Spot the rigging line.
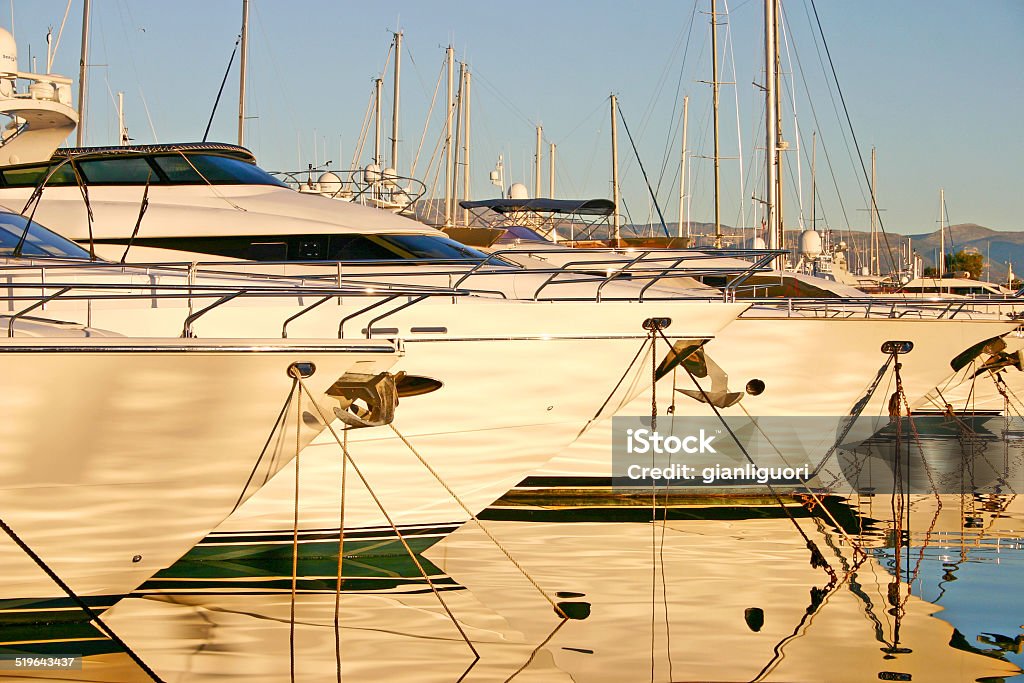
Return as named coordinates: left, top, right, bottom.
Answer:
left=655, top=327, right=837, bottom=582
left=408, top=59, right=444, bottom=179
left=48, top=0, right=74, bottom=70
left=807, top=0, right=900, bottom=276
left=469, top=68, right=537, bottom=129
left=653, top=0, right=701, bottom=198
left=794, top=0, right=868, bottom=208
left=388, top=424, right=568, bottom=617
left=112, top=0, right=158, bottom=142
left=202, top=35, right=240, bottom=143
left=351, top=84, right=376, bottom=168
left=779, top=10, right=805, bottom=230
left=617, top=102, right=670, bottom=237
left=724, top=0, right=747, bottom=230
left=0, top=516, right=166, bottom=682
left=293, top=376, right=481, bottom=661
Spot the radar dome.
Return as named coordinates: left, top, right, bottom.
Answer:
left=363, top=163, right=382, bottom=184
left=508, top=182, right=529, bottom=199
left=317, top=171, right=343, bottom=195
left=799, top=229, right=822, bottom=259
left=748, top=237, right=767, bottom=250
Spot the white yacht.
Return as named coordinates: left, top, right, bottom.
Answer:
left=0, top=211, right=747, bottom=602
left=0, top=285, right=405, bottom=621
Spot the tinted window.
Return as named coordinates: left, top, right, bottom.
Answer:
left=2, top=162, right=78, bottom=187
left=375, top=234, right=492, bottom=260
left=151, top=155, right=203, bottom=182
left=78, top=157, right=159, bottom=184
left=168, top=154, right=288, bottom=187
left=328, top=235, right=403, bottom=260
left=0, top=213, right=91, bottom=259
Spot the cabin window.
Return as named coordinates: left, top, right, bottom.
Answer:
left=376, top=234, right=492, bottom=260
left=0, top=213, right=91, bottom=259
left=78, top=157, right=159, bottom=184
left=184, top=155, right=288, bottom=187
left=328, top=235, right=401, bottom=260
left=151, top=155, right=204, bottom=182
left=1, top=163, right=78, bottom=187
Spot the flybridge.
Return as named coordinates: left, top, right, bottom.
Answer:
left=0, top=144, right=287, bottom=189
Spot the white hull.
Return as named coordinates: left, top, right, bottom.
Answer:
left=0, top=280, right=745, bottom=555
left=0, top=337, right=398, bottom=618
left=533, top=315, right=1018, bottom=482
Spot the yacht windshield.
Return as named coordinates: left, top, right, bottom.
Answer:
left=333, top=234, right=494, bottom=261
left=0, top=213, right=92, bottom=259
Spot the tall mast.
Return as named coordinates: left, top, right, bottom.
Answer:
left=444, top=46, right=455, bottom=226
left=451, top=62, right=465, bottom=220
left=462, top=68, right=471, bottom=226
left=238, top=0, right=249, bottom=146
left=773, top=0, right=783, bottom=256
left=763, top=0, right=779, bottom=264
left=810, top=131, right=816, bottom=231
left=534, top=125, right=542, bottom=198
left=373, top=77, right=383, bottom=166
left=678, top=95, right=688, bottom=239
left=870, top=146, right=877, bottom=276
left=610, top=94, right=621, bottom=245
left=390, top=30, right=402, bottom=172
left=117, top=91, right=127, bottom=145
left=549, top=142, right=556, bottom=197
left=939, top=187, right=945, bottom=278
left=711, top=0, right=722, bottom=248
left=76, top=0, right=91, bottom=146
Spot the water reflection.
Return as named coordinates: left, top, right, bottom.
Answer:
left=2, top=495, right=1021, bottom=681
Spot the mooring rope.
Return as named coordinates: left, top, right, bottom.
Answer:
left=291, top=372, right=481, bottom=661
left=386, top=424, right=567, bottom=619
left=653, top=328, right=838, bottom=583
left=289, top=374, right=302, bottom=683
left=334, top=427, right=349, bottom=683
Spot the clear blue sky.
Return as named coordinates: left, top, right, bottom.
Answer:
left=7, top=0, right=1023, bottom=234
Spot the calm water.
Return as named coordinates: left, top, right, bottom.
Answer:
left=3, top=494, right=1022, bottom=682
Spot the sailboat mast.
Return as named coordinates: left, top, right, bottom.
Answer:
left=373, top=77, right=383, bottom=166
left=76, top=0, right=91, bottom=146
left=763, top=0, right=779, bottom=264
left=534, top=125, right=542, bottom=198
left=870, top=146, right=877, bottom=276
left=939, top=187, right=945, bottom=278
left=711, top=0, right=722, bottom=248
left=462, top=68, right=471, bottom=227
left=811, top=131, right=816, bottom=231
left=390, top=30, right=402, bottom=172
left=610, top=94, right=621, bottom=245
left=238, top=0, right=249, bottom=147
left=444, top=45, right=455, bottom=225
left=679, top=95, right=688, bottom=239
left=773, top=0, right=783, bottom=256
left=549, top=142, right=556, bottom=197
left=117, top=91, right=127, bottom=145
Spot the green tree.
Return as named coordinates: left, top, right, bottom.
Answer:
left=922, top=266, right=938, bottom=277
left=944, top=250, right=983, bottom=279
